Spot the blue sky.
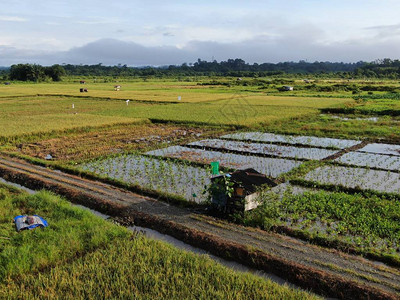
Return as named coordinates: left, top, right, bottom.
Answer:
left=1, top=0, right=400, bottom=65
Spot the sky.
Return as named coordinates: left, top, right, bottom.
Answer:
left=1, top=0, right=400, bottom=66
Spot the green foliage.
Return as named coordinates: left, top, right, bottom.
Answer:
left=354, top=58, right=400, bottom=79
left=244, top=190, right=281, bottom=230
left=209, top=174, right=235, bottom=198
left=260, top=112, right=400, bottom=142
left=9, top=64, right=46, bottom=82
left=44, top=64, right=66, bottom=81
left=59, top=59, right=363, bottom=77
left=9, top=64, right=66, bottom=82
left=245, top=189, right=400, bottom=256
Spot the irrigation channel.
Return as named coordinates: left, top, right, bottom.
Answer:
left=0, top=155, right=399, bottom=299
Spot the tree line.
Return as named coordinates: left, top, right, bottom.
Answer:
left=3, top=58, right=400, bottom=81
left=7, top=64, right=65, bottom=82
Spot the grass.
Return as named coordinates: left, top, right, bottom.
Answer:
left=258, top=113, right=400, bottom=141
left=0, top=188, right=129, bottom=280
left=0, top=92, right=352, bottom=143
left=0, top=95, right=146, bottom=139
left=1, top=234, right=318, bottom=300
left=0, top=80, right=260, bottom=103
left=0, top=185, right=318, bottom=299
left=321, top=95, right=400, bottom=116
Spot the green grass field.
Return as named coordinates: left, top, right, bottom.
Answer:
left=0, top=185, right=318, bottom=299
left=0, top=80, right=352, bottom=142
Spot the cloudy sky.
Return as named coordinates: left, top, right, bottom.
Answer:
left=1, top=0, right=400, bottom=66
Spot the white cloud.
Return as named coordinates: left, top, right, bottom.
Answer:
left=1, top=1, right=400, bottom=65
left=2, top=33, right=400, bottom=66
left=0, top=15, right=27, bottom=22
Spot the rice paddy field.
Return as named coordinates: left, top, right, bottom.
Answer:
left=2, top=77, right=400, bottom=295
left=0, top=79, right=353, bottom=141
left=72, top=123, right=400, bottom=263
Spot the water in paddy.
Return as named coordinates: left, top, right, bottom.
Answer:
left=336, top=152, right=400, bottom=171
left=78, top=154, right=211, bottom=203
left=147, top=146, right=303, bottom=178
left=357, top=143, right=400, bottom=156
left=221, top=132, right=359, bottom=149
left=323, top=115, right=380, bottom=122
left=188, top=139, right=338, bottom=160
left=305, top=166, right=400, bottom=194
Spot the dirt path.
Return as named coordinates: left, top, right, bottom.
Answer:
left=0, top=156, right=399, bottom=299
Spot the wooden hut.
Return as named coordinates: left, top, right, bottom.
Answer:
left=210, top=168, right=277, bottom=213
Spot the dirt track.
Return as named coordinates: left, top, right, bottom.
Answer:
left=0, top=155, right=399, bottom=299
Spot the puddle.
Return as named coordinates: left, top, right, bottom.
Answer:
left=78, top=154, right=211, bottom=203
left=322, top=115, right=380, bottom=122
left=221, top=132, right=359, bottom=150
left=357, top=143, right=400, bottom=157
left=147, top=146, right=303, bottom=178
left=336, top=152, right=400, bottom=171
left=188, top=139, right=338, bottom=160
left=270, top=182, right=316, bottom=199
left=304, top=166, right=400, bottom=193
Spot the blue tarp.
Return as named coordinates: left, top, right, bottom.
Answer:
left=14, top=215, right=48, bottom=232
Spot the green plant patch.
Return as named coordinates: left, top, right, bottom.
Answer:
left=245, top=190, right=400, bottom=261
left=0, top=188, right=129, bottom=281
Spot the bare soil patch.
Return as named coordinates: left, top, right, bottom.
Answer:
left=15, top=124, right=219, bottom=162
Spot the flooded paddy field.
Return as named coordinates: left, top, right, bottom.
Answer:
left=78, top=131, right=400, bottom=206
left=335, top=152, right=400, bottom=171
left=304, top=165, right=400, bottom=193
left=78, top=154, right=211, bottom=203
left=221, top=132, right=360, bottom=149
left=358, top=143, right=400, bottom=156
left=188, top=139, right=338, bottom=160
left=146, top=146, right=303, bottom=178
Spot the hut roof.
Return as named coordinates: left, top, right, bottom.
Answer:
left=229, top=168, right=277, bottom=194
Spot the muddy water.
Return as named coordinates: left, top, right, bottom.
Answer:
left=147, top=146, right=303, bottom=177
left=221, top=132, right=359, bottom=150
left=189, top=139, right=338, bottom=160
